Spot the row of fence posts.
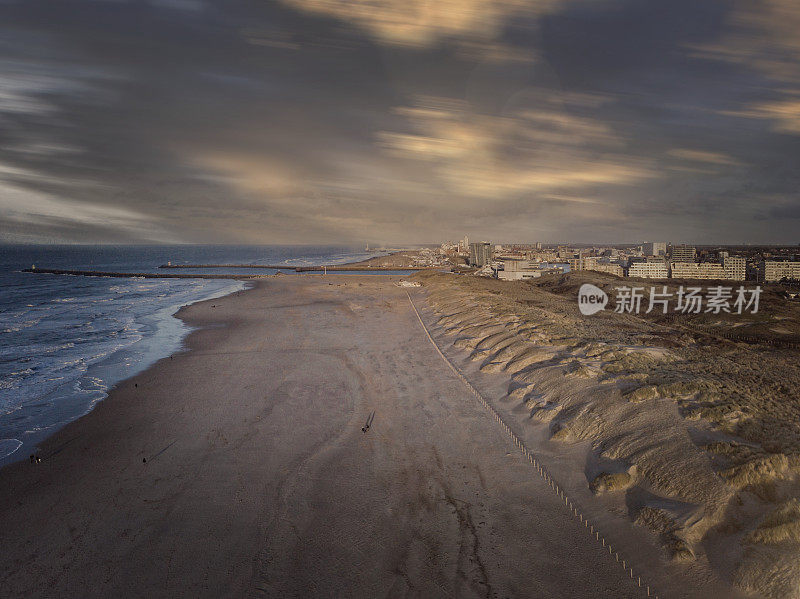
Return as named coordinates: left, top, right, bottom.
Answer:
left=406, top=291, right=659, bottom=599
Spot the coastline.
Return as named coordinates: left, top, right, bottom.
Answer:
left=0, top=277, right=248, bottom=466
left=0, top=275, right=697, bottom=598
left=1, top=244, right=405, bottom=467
left=0, top=278, right=268, bottom=595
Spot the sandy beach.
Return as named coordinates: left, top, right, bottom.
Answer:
left=417, top=271, right=800, bottom=599
left=0, top=276, right=738, bottom=598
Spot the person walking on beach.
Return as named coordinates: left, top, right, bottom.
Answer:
left=362, top=410, right=375, bottom=433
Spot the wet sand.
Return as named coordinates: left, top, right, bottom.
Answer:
left=0, top=277, right=723, bottom=598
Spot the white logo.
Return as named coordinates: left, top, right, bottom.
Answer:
left=578, top=283, right=608, bottom=315
left=612, top=285, right=761, bottom=314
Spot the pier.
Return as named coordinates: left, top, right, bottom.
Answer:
left=22, top=268, right=258, bottom=280
left=22, top=267, right=421, bottom=279
left=159, top=264, right=294, bottom=270
left=158, top=263, right=427, bottom=272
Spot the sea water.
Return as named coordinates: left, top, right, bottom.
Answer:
left=0, top=244, right=379, bottom=465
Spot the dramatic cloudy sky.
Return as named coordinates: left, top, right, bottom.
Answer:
left=1, top=0, right=799, bottom=244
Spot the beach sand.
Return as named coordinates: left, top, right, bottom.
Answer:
left=416, top=271, right=800, bottom=599
left=0, top=277, right=732, bottom=598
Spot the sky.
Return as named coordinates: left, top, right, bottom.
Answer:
left=1, top=0, right=799, bottom=245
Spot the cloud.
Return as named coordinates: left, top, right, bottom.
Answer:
left=194, top=153, right=309, bottom=199
left=0, top=0, right=799, bottom=244
left=0, top=178, right=176, bottom=242
left=684, top=1, right=800, bottom=138
left=687, top=0, right=800, bottom=85
left=277, top=0, right=557, bottom=47
left=666, top=148, right=743, bottom=166
left=377, top=94, right=655, bottom=201
left=724, top=96, right=800, bottom=134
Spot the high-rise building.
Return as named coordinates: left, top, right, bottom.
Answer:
left=723, top=256, right=746, bottom=281
left=671, top=245, right=696, bottom=262
left=469, top=242, right=493, bottom=267
left=643, top=242, right=667, bottom=256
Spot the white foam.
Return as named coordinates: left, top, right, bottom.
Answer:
left=0, top=438, right=22, bottom=459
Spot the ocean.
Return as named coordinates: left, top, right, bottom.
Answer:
left=0, top=245, right=381, bottom=465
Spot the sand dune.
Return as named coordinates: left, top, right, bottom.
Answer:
left=418, top=271, right=800, bottom=598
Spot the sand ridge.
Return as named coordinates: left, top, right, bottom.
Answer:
left=414, top=270, right=800, bottom=599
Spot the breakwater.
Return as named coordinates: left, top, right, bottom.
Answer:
left=23, top=268, right=258, bottom=279
left=159, top=264, right=294, bottom=270
left=158, top=263, right=429, bottom=271
left=295, top=265, right=427, bottom=271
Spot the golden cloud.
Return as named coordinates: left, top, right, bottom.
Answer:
left=184, top=94, right=658, bottom=241
left=194, top=153, right=310, bottom=199
left=728, top=97, right=800, bottom=134
left=277, top=0, right=556, bottom=47
left=666, top=148, right=742, bottom=166
left=377, top=95, right=654, bottom=200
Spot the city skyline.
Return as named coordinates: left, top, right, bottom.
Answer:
left=1, top=0, right=800, bottom=245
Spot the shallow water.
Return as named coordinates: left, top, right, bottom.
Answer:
left=0, top=244, right=381, bottom=465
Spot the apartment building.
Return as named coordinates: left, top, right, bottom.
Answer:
left=762, top=261, right=800, bottom=282
left=643, top=242, right=667, bottom=256
left=588, top=263, right=624, bottom=277
left=469, top=242, right=493, bottom=267
left=568, top=256, right=599, bottom=271
left=671, top=262, right=726, bottom=280
left=671, top=245, right=696, bottom=262
left=723, top=256, right=746, bottom=281
left=628, top=262, right=669, bottom=279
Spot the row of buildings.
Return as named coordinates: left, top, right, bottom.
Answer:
left=447, top=238, right=800, bottom=283
left=763, top=260, right=800, bottom=282
left=626, top=255, right=746, bottom=280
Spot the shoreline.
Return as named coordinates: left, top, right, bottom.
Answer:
left=0, top=278, right=249, bottom=467
left=3, top=252, right=417, bottom=465
left=0, top=278, right=270, bottom=596
left=0, top=275, right=700, bottom=598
